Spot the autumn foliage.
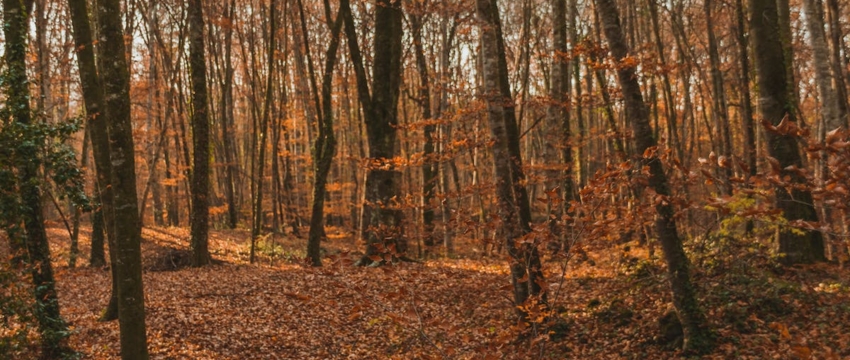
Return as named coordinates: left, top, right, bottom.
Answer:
left=3, top=0, right=850, bottom=359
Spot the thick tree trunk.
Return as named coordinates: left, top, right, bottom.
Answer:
left=95, top=0, right=150, bottom=356
left=68, top=0, right=119, bottom=320
left=342, top=0, right=406, bottom=264
left=90, top=188, right=107, bottom=267
left=595, top=0, right=711, bottom=353
left=776, top=0, right=801, bottom=122
left=749, top=0, right=826, bottom=264
left=189, top=0, right=211, bottom=267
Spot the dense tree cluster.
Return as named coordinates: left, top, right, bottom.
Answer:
left=2, top=0, right=849, bottom=357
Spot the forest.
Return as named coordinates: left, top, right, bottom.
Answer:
left=1, top=0, right=850, bottom=358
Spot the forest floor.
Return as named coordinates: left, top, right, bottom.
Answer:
left=6, top=224, right=850, bottom=359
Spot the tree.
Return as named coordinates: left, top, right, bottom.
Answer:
left=704, top=0, right=733, bottom=195
left=250, top=0, right=277, bottom=264
left=802, top=0, right=841, bottom=133
left=307, top=0, right=344, bottom=266
left=189, top=0, right=211, bottom=267
left=2, top=0, right=71, bottom=356
left=476, top=0, right=547, bottom=322
left=734, top=0, right=758, bottom=234
left=546, top=0, right=578, bottom=248
left=594, top=0, right=712, bottom=353
left=68, top=0, right=120, bottom=321
left=219, top=0, right=239, bottom=229
left=748, top=0, right=826, bottom=264
left=95, top=0, right=150, bottom=356
left=410, top=5, right=438, bottom=256
left=825, top=0, right=849, bottom=126
left=342, top=0, right=407, bottom=264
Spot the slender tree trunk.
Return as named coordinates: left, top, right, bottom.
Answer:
left=595, top=0, right=711, bottom=353
left=749, top=0, right=826, bottom=264
left=3, top=0, right=71, bottom=356
left=826, top=0, right=849, bottom=126
left=411, top=10, right=438, bottom=256
left=250, top=1, right=277, bottom=264
left=647, top=0, right=680, bottom=161
left=70, top=123, right=91, bottom=268
left=735, top=0, right=758, bottom=234
left=307, top=2, right=343, bottom=267
left=704, top=0, right=733, bottom=194
left=220, top=0, right=238, bottom=229
left=477, top=0, right=546, bottom=323
left=90, top=187, right=107, bottom=267
left=189, top=0, right=211, bottom=267
left=545, top=0, right=578, bottom=251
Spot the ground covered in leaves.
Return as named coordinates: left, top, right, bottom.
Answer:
left=4, top=225, right=850, bottom=359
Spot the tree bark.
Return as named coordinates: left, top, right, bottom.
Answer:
left=342, top=0, right=406, bottom=264
left=735, top=0, right=758, bottom=234
left=3, top=0, right=71, bottom=356
left=477, top=0, right=546, bottom=322
left=68, top=0, right=119, bottom=320
left=189, top=0, right=211, bottom=267
left=96, top=0, right=150, bottom=356
left=595, top=0, right=711, bottom=353
left=546, top=0, right=578, bottom=250
left=802, top=0, right=842, bottom=132
left=705, top=0, right=733, bottom=195
left=307, top=2, right=344, bottom=267
left=221, top=0, right=239, bottom=229
left=411, top=9, right=438, bottom=256
left=749, top=0, right=826, bottom=264
left=825, top=0, right=849, bottom=126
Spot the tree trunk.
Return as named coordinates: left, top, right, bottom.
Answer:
left=96, top=0, right=150, bottom=356
left=546, top=0, right=577, bottom=251
left=749, top=0, right=826, bottom=264
left=647, top=0, right=680, bottom=161
left=70, top=122, right=91, bottom=268
left=477, top=0, right=546, bottom=323
left=221, top=0, right=239, bottom=229
left=802, top=0, right=842, bottom=133
left=307, top=2, right=344, bottom=267
left=189, top=0, right=211, bottom=267
left=411, top=10, right=438, bottom=256
left=342, top=0, right=406, bottom=264
left=68, top=0, right=119, bottom=321
left=705, top=0, right=733, bottom=195
left=595, top=0, right=712, bottom=353
left=826, top=0, right=849, bottom=126
left=735, top=0, right=758, bottom=234
left=3, top=0, right=71, bottom=356
left=90, top=187, right=107, bottom=267
left=251, top=0, right=278, bottom=264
